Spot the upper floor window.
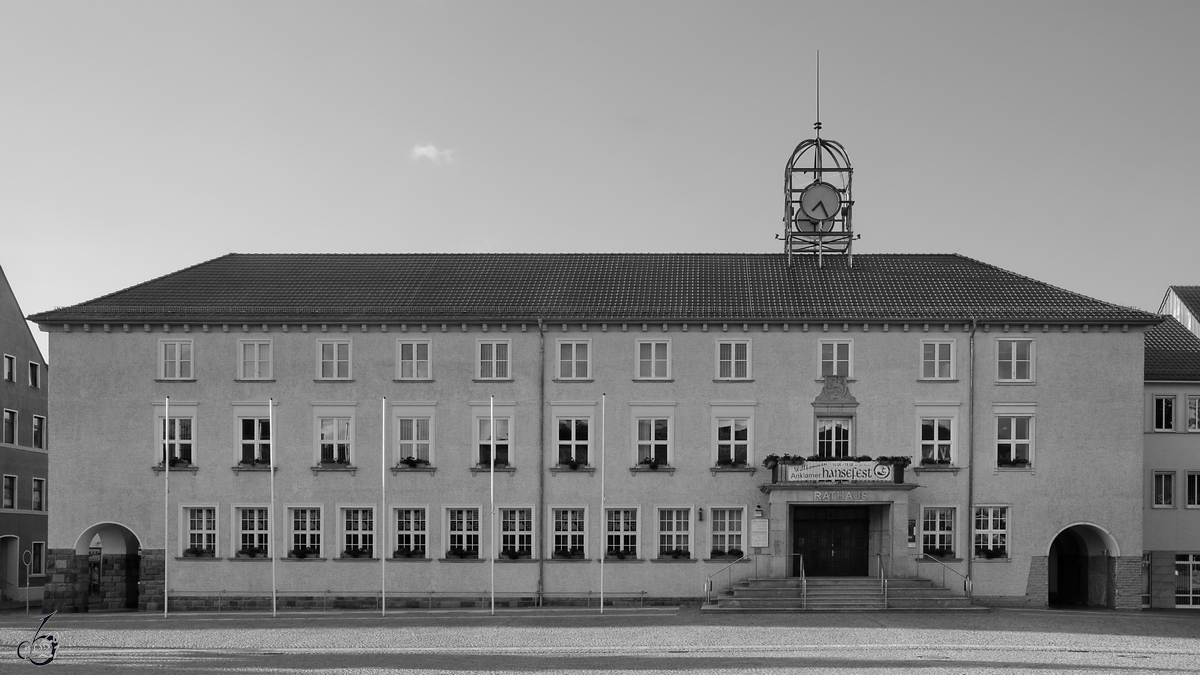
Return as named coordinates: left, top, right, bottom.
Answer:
left=478, top=417, right=511, bottom=467
left=996, top=339, right=1033, bottom=382
left=2, top=475, right=14, bottom=508
left=478, top=341, right=511, bottom=380
left=239, top=340, right=272, bottom=380
left=32, top=478, right=44, bottom=511
left=716, top=340, right=750, bottom=380
left=558, top=340, right=590, bottom=380
left=1156, top=396, right=1176, bottom=432
left=32, top=416, right=44, bottom=449
left=1188, top=473, right=1200, bottom=508
left=920, top=417, right=954, bottom=465
left=2, top=355, right=14, bottom=382
left=921, top=340, right=954, bottom=380
left=318, top=417, right=352, bottom=465
left=1189, top=396, right=1199, bottom=432
left=162, top=416, right=194, bottom=465
left=636, top=340, right=670, bottom=380
left=820, top=340, right=851, bottom=378
left=240, top=418, right=271, bottom=465
left=2, top=410, right=14, bottom=445
left=997, top=414, right=1032, bottom=467
left=1154, top=472, right=1175, bottom=508
left=317, top=340, right=351, bottom=380
left=28, top=362, right=40, bottom=388
left=816, top=418, right=851, bottom=458
left=397, top=340, right=431, bottom=380
left=557, top=418, right=590, bottom=466
left=716, top=418, right=749, bottom=465
left=397, top=417, right=432, bottom=464
left=160, top=340, right=194, bottom=380
left=636, top=418, right=671, bottom=466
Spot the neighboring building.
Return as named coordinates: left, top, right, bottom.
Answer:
left=1143, top=316, right=1200, bottom=608
left=0, top=264, right=49, bottom=603
left=1159, top=286, right=1200, bottom=339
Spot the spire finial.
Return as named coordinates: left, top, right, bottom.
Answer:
left=814, top=50, right=821, bottom=137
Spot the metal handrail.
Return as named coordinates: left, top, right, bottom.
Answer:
left=876, top=553, right=887, bottom=608
left=918, top=553, right=973, bottom=597
left=798, top=554, right=806, bottom=609
left=703, top=555, right=748, bottom=603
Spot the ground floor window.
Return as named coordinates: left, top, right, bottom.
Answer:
left=922, top=507, right=955, bottom=558
left=500, top=507, right=532, bottom=558
left=1177, top=554, right=1200, bottom=607
left=1188, top=473, right=1200, bottom=507
left=447, top=508, right=480, bottom=558
left=710, top=508, right=743, bottom=556
left=658, top=508, right=690, bottom=558
left=290, top=507, right=322, bottom=557
left=552, top=508, right=585, bottom=557
left=972, top=506, right=1008, bottom=559
left=342, top=508, right=374, bottom=558
left=31, top=542, right=44, bottom=576
left=395, top=508, right=426, bottom=558
left=187, top=507, right=217, bottom=555
left=238, top=507, right=270, bottom=555
left=606, top=508, right=637, bottom=557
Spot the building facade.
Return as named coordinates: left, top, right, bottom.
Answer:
left=31, top=253, right=1155, bottom=611
left=1160, top=286, right=1200, bottom=340
left=0, top=264, right=49, bottom=603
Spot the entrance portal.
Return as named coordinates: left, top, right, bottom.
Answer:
left=792, top=506, right=869, bottom=577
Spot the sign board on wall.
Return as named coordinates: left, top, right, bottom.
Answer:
left=750, top=518, right=769, bottom=549
left=783, top=461, right=893, bottom=483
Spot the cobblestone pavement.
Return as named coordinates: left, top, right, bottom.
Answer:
left=1, top=605, right=1198, bottom=673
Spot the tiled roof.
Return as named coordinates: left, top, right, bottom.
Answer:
left=1167, top=286, right=1200, bottom=317
left=1145, top=316, right=1200, bottom=381
left=30, top=253, right=1160, bottom=324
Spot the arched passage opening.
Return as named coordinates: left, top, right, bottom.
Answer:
left=73, top=523, right=142, bottom=611
left=0, top=535, right=19, bottom=601
left=1048, top=523, right=1120, bottom=608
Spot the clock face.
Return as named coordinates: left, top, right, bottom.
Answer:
left=798, top=182, right=841, bottom=222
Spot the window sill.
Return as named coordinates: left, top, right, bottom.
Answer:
left=282, top=557, right=327, bottom=562
left=917, top=378, right=959, bottom=383
left=175, top=555, right=220, bottom=561
left=629, top=466, right=675, bottom=475
left=388, top=557, right=431, bottom=563
left=994, top=381, right=1035, bottom=386
left=650, top=557, right=697, bottom=563
left=550, top=466, right=597, bottom=476
left=632, top=378, right=674, bottom=383
left=553, top=378, right=594, bottom=383
left=914, top=466, right=960, bottom=475
left=1151, top=505, right=1177, bottom=510
left=152, top=465, right=198, bottom=475
left=549, top=557, right=591, bottom=563
left=470, top=466, right=516, bottom=476
left=391, top=466, right=436, bottom=475
left=393, top=378, right=434, bottom=383
left=154, top=379, right=197, bottom=383
left=813, top=378, right=856, bottom=383
left=603, top=557, right=643, bottom=563
left=228, top=556, right=271, bottom=562
left=311, top=465, right=357, bottom=475
left=472, top=378, right=514, bottom=383
left=440, top=557, right=485, bottom=563
left=709, top=466, right=756, bottom=476
left=334, top=556, right=377, bottom=562
left=234, top=379, right=276, bottom=383
left=713, top=379, right=755, bottom=383
left=231, top=464, right=278, bottom=475
left=495, top=557, right=538, bottom=563
left=313, top=378, right=355, bottom=383
left=995, top=466, right=1034, bottom=474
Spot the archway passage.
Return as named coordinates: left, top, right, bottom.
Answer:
left=1048, top=524, right=1119, bottom=608
left=73, top=523, right=142, bottom=610
left=0, top=535, right=18, bottom=601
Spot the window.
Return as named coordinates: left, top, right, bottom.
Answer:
left=558, top=341, right=590, bottom=379
left=31, top=478, right=44, bottom=511
left=996, top=415, right=1032, bottom=467
left=1189, top=396, right=1199, bottom=432
left=920, top=417, right=954, bottom=464
left=636, top=418, right=670, bottom=466
left=1177, top=554, right=1200, bottom=607
left=716, top=418, right=749, bottom=465
left=342, top=507, right=374, bottom=557
left=186, top=507, right=217, bottom=554
left=317, top=340, right=351, bottom=379
left=820, top=340, right=851, bottom=377
left=996, top=339, right=1033, bottom=382
left=2, top=355, right=14, bottom=382
left=397, top=418, right=431, bottom=463
left=973, top=506, right=1008, bottom=559
left=2, top=475, right=14, bottom=508
left=395, top=508, right=427, bottom=558
left=31, top=416, right=44, bottom=450
left=397, top=340, right=431, bottom=380
left=478, top=340, right=510, bottom=380
left=816, top=418, right=852, bottom=458
left=710, top=508, right=744, bottom=555
left=500, top=507, right=533, bottom=558
left=2, top=410, right=14, bottom=445
left=717, top=340, right=750, bottom=379
left=478, top=417, right=511, bottom=466
left=239, top=340, right=272, bottom=380
left=921, top=340, right=954, bottom=379
left=318, top=417, right=352, bottom=465
left=238, top=507, right=270, bottom=554
left=922, top=507, right=955, bottom=557
left=557, top=418, right=589, bottom=466
left=552, top=508, right=586, bottom=556
left=606, top=508, right=638, bottom=557
left=1189, top=473, right=1200, bottom=508
left=160, top=340, right=194, bottom=380
left=161, top=417, right=194, bottom=464
left=657, top=508, right=691, bottom=557
left=446, top=507, right=480, bottom=557
left=31, top=542, right=44, bottom=576
left=1154, top=472, right=1175, bottom=507
left=28, top=362, right=40, bottom=388
left=240, top=418, right=271, bottom=464
left=290, top=507, right=322, bottom=557
left=636, top=340, right=670, bottom=379
left=1156, top=396, right=1176, bottom=431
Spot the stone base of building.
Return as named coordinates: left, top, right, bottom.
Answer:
left=164, top=593, right=688, bottom=611
left=42, top=549, right=88, bottom=613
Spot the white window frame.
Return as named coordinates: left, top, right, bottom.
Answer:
left=233, top=505, right=271, bottom=555
left=182, top=505, right=219, bottom=556
left=154, top=402, right=197, bottom=466
left=316, top=339, right=352, bottom=380
left=31, top=415, right=44, bottom=450
left=2, top=474, right=15, bottom=509
left=716, top=340, right=751, bottom=380
left=632, top=403, right=675, bottom=467
left=996, top=338, right=1034, bottom=383
left=499, top=506, right=535, bottom=559
left=28, top=362, right=40, bottom=388
left=2, top=409, right=15, bottom=445
left=711, top=403, right=754, bottom=467
left=1187, top=472, right=1200, bottom=509
left=920, top=339, right=955, bottom=380
left=31, top=477, right=44, bottom=511
left=477, top=340, right=512, bottom=380
left=815, top=417, right=853, bottom=458
left=818, top=339, right=853, bottom=378
left=392, top=402, right=436, bottom=466
left=1188, top=396, right=1199, bottom=432
left=605, top=506, right=639, bottom=558
left=238, top=340, right=272, bottom=380
left=973, top=505, right=1009, bottom=560
left=635, top=339, right=671, bottom=380
left=709, top=506, right=746, bottom=556
left=396, top=339, right=432, bottom=380
left=393, top=505, right=428, bottom=558
left=473, top=401, right=514, bottom=468
left=556, top=416, right=591, bottom=466
left=159, top=339, right=195, bottom=380
left=339, top=505, right=376, bottom=558
left=445, top=505, right=482, bottom=558
left=313, top=402, right=356, bottom=466
left=656, top=506, right=693, bottom=558
left=2, top=355, right=13, bottom=382
left=1154, top=472, right=1176, bottom=508
left=288, top=505, right=323, bottom=557
left=995, top=404, right=1035, bottom=468
left=1155, top=395, right=1176, bottom=432
left=30, top=542, right=45, bottom=576
left=921, top=505, right=957, bottom=558
left=550, top=505, right=587, bottom=557
left=916, top=403, right=960, bottom=466
left=557, top=339, right=591, bottom=380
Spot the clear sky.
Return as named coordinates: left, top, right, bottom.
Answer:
left=3, top=0, right=1198, bottom=362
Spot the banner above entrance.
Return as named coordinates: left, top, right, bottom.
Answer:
left=783, top=461, right=893, bottom=483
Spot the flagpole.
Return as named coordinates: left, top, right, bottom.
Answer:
left=163, top=396, right=169, bottom=618
left=381, top=396, right=387, bottom=617
left=489, top=395, right=495, bottom=616
left=599, top=393, right=605, bottom=614
left=269, top=398, right=277, bottom=618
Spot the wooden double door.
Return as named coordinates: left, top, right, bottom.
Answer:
left=792, top=506, right=870, bottom=577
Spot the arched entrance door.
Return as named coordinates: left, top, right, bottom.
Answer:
left=1048, top=523, right=1119, bottom=608
left=74, top=523, right=142, bottom=610
left=0, top=535, right=18, bottom=601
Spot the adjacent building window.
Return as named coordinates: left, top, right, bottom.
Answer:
left=710, top=507, right=744, bottom=555
left=973, top=506, right=1008, bottom=559
left=2, top=355, right=13, bottom=382
left=1155, top=396, right=1176, bottom=431
left=500, top=507, right=533, bottom=558
left=1177, top=554, right=1200, bottom=607
left=1154, top=472, right=1175, bottom=507
left=160, top=340, right=194, bottom=380
left=820, top=340, right=851, bottom=377
left=289, top=507, right=322, bottom=557
left=238, top=507, right=270, bottom=554
left=1189, top=396, right=1200, bottom=431
left=342, top=507, right=374, bottom=557
left=557, top=418, right=589, bottom=466
left=636, top=340, right=670, bottom=380
left=996, top=339, right=1033, bottom=382
left=716, top=418, right=749, bottom=465
left=161, top=417, right=194, bottom=464
left=922, top=507, right=956, bottom=557
left=920, top=417, right=954, bottom=464
left=2, top=410, right=14, bottom=445
left=2, top=475, right=14, bottom=508
left=636, top=418, right=671, bottom=466
left=1188, top=473, right=1200, bottom=508
left=317, top=340, right=351, bottom=379
left=395, top=507, right=427, bottom=558
left=446, top=507, right=481, bottom=557
left=30, top=542, right=44, bottom=575
left=816, top=418, right=852, bottom=458
left=395, top=340, right=431, bottom=380
left=716, top=340, right=750, bottom=380
left=921, top=340, right=954, bottom=380
left=478, top=340, right=511, bottom=380
left=996, top=415, right=1032, bottom=467
left=28, top=362, right=40, bottom=388
left=657, top=508, right=691, bottom=557
left=31, top=416, right=44, bottom=450
left=397, top=418, right=432, bottom=463
left=477, top=417, right=511, bottom=466
left=31, top=478, right=44, bottom=511
left=186, top=507, right=217, bottom=555
left=318, top=417, right=352, bottom=465
left=552, top=508, right=586, bottom=556
left=240, top=418, right=271, bottom=464
left=239, top=340, right=272, bottom=380
left=606, top=508, right=638, bottom=557
left=558, top=340, right=590, bottom=380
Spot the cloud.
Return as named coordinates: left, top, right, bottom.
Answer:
left=410, top=144, right=455, bottom=165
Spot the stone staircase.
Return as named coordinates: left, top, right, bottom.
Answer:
left=704, top=576, right=979, bottom=611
